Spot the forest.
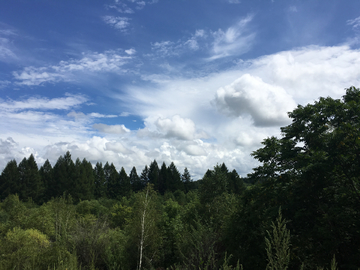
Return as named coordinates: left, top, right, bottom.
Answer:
left=0, top=86, right=360, bottom=270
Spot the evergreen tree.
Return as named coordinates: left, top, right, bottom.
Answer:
left=228, top=169, right=245, bottom=195
left=140, top=165, right=150, bottom=188
left=0, top=159, right=19, bottom=200
left=94, top=162, right=107, bottom=199
left=130, top=166, right=143, bottom=192
left=148, top=160, right=160, bottom=192
left=168, top=162, right=183, bottom=192
left=73, top=158, right=95, bottom=201
left=39, top=159, right=53, bottom=202
left=51, top=151, right=75, bottom=198
left=181, top=167, right=192, bottom=193
left=199, top=164, right=228, bottom=205
left=159, top=162, right=169, bottom=195
left=18, top=155, right=43, bottom=203
left=105, top=162, right=119, bottom=199
left=119, top=167, right=131, bottom=197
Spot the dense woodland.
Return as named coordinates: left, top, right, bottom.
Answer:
left=0, top=87, right=360, bottom=270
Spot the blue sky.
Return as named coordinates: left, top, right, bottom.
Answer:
left=1, top=0, right=360, bottom=179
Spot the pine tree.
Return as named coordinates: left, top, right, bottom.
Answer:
left=18, top=154, right=43, bottom=202
left=105, top=162, right=119, bottom=199
left=51, top=151, right=75, bottom=198
left=94, top=162, right=107, bottom=199
left=39, top=159, right=53, bottom=202
left=168, top=162, right=183, bottom=192
left=159, top=162, right=168, bottom=195
left=140, top=165, right=150, bottom=188
left=130, top=166, right=143, bottom=192
left=181, top=167, right=192, bottom=193
left=0, top=159, right=19, bottom=200
left=148, top=160, right=159, bottom=192
left=119, top=167, right=131, bottom=197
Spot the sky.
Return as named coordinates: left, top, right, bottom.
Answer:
left=1, top=0, right=360, bottom=180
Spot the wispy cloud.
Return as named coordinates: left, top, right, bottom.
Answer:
left=209, top=15, right=255, bottom=60
left=106, top=0, right=157, bottom=14
left=0, top=94, right=88, bottom=112
left=106, top=2, right=134, bottom=13
left=0, top=37, right=17, bottom=61
left=347, top=16, right=360, bottom=30
left=150, top=29, right=206, bottom=57
left=103, top=16, right=131, bottom=32
left=149, top=16, right=255, bottom=61
left=13, top=50, right=132, bottom=86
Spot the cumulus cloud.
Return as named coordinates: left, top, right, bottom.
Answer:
left=13, top=50, right=131, bottom=85
left=93, top=123, right=130, bottom=134
left=103, top=16, right=131, bottom=32
left=3, top=45, right=360, bottom=180
left=210, top=15, right=255, bottom=60
left=154, top=115, right=197, bottom=140
left=215, top=74, right=297, bottom=126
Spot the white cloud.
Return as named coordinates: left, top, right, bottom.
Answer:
left=13, top=50, right=131, bottom=85
left=0, top=80, right=11, bottom=89
left=210, top=15, right=255, bottom=60
left=125, top=48, right=136, bottom=55
left=2, top=45, right=360, bottom=180
left=106, top=3, right=134, bottom=13
left=103, top=16, right=131, bottom=31
left=93, top=123, right=130, bottom=134
left=215, top=74, right=297, bottom=126
left=154, top=115, right=197, bottom=140
left=0, top=94, right=88, bottom=112
left=151, top=41, right=177, bottom=56
left=0, top=37, right=17, bottom=61
left=150, top=29, right=206, bottom=57
left=347, top=16, right=360, bottom=29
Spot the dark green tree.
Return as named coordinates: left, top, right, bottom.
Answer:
left=159, top=162, right=169, bottom=195
left=105, top=162, right=120, bottom=200
left=51, top=151, right=76, bottom=198
left=18, top=154, right=43, bottom=203
left=73, top=158, right=95, bottom=201
left=168, top=162, right=183, bottom=192
left=119, top=167, right=131, bottom=197
left=94, top=162, right=107, bottom=199
left=199, top=164, right=228, bottom=205
left=181, top=167, right=192, bottom=193
left=148, top=160, right=160, bottom=192
left=39, top=159, right=53, bottom=202
left=140, top=165, right=150, bottom=188
left=0, top=160, right=20, bottom=200
left=130, top=166, right=143, bottom=192
left=234, top=86, right=360, bottom=269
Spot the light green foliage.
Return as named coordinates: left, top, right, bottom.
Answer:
left=265, top=209, right=290, bottom=270
left=110, top=202, right=132, bottom=229
left=0, top=227, right=50, bottom=269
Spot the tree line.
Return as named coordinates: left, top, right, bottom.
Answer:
left=0, top=155, right=198, bottom=204
left=0, top=86, right=359, bottom=269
